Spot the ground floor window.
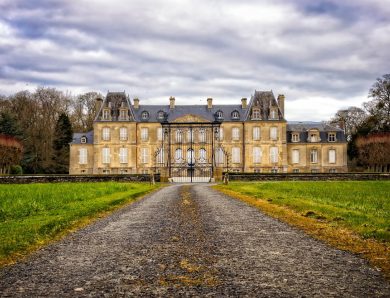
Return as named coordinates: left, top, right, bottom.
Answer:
left=311, top=169, right=319, bottom=173
left=254, top=168, right=261, bottom=173
left=119, top=169, right=128, bottom=174
left=329, top=168, right=337, bottom=173
left=271, top=168, right=278, bottom=173
left=293, top=168, right=300, bottom=173
left=102, top=169, right=110, bottom=174
left=310, top=149, right=318, bottom=163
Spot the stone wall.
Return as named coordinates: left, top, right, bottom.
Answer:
left=0, top=174, right=160, bottom=184
left=225, top=172, right=390, bottom=181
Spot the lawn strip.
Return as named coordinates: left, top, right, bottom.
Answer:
left=0, top=182, right=163, bottom=268
left=214, top=185, right=390, bottom=279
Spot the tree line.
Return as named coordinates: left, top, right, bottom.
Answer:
left=330, top=74, right=390, bottom=171
left=0, top=88, right=100, bottom=174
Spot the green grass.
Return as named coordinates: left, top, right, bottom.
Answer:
left=0, top=182, right=159, bottom=263
left=219, top=181, right=390, bottom=242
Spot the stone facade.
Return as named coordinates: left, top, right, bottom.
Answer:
left=69, top=91, right=348, bottom=177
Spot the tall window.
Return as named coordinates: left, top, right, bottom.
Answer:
left=270, top=109, right=277, bottom=119
left=252, top=109, right=260, bottom=120
left=102, top=127, right=110, bottom=141
left=253, top=127, right=261, bottom=140
left=157, top=127, right=163, bottom=141
left=328, top=149, right=336, bottom=163
left=232, top=147, right=240, bottom=163
left=253, top=147, right=262, bottom=163
left=198, top=129, right=206, bottom=142
left=270, top=147, right=278, bottom=163
left=119, top=109, right=127, bottom=120
left=102, top=148, right=110, bottom=164
left=232, top=127, right=240, bottom=140
left=79, top=148, right=87, bottom=164
left=310, top=149, right=318, bottom=163
left=141, top=148, right=149, bottom=163
left=176, top=129, right=183, bottom=143
left=292, top=133, right=300, bottom=142
left=292, top=149, right=300, bottom=164
left=270, top=127, right=278, bottom=140
left=187, top=149, right=195, bottom=164
left=119, top=148, right=128, bottom=163
left=119, top=127, right=128, bottom=140
left=199, top=148, right=207, bottom=163
left=328, top=133, right=336, bottom=142
left=103, top=109, right=110, bottom=120
left=175, top=148, right=183, bottom=162
left=157, top=148, right=164, bottom=164
left=215, top=147, right=224, bottom=164
left=218, top=127, right=224, bottom=141
left=141, top=128, right=148, bottom=141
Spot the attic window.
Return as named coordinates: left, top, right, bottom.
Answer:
left=216, top=111, right=223, bottom=119
left=252, top=109, right=261, bottom=120
left=103, top=109, right=110, bottom=120
left=119, top=109, right=128, bottom=120
left=231, top=110, right=240, bottom=119
left=270, top=109, right=277, bottom=120
left=157, top=111, right=165, bottom=120
left=80, top=136, right=87, bottom=144
left=141, top=111, right=149, bottom=120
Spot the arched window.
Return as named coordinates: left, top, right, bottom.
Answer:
left=199, top=148, right=207, bottom=163
left=187, top=149, right=195, bottom=164
left=175, top=148, right=183, bottom=162
left=141, top=111, right=149, bottom=120
left=157, top=111, right=165, bottom=120
left=176, top=129, right=183, bottom=143
left=198, top=129, right=206, bottom=142
left=231, top=110, right=240, bottom=119
left=80, top=136, right=87, bottom=144
left=216, top=111, right=223, bottom=119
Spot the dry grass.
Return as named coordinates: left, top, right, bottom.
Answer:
left=214, top=185, right=390, bottom=279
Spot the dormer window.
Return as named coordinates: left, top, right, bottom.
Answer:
left=308, top=130, right=321, bottom=142
left=141, top=111, right=149, bottom=120
left=216, top=111, right=223, bottom=119
left=231, top=110, right=240, bottom=120
left=80, top=136, right=87, bottom=144
left=328, top=132, right=336, bottom=142
left=103, top=109, right=110, bottom=120
left=119, top=109, right=128, bottom=120
left=252, top=109, right=261, bottom=120
left=157, top=111, right=165, bottom=120
left=291, top=133, right=300, bottom=142
left=270, top=108, right=277, bottom=120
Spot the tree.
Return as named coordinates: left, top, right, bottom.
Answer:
left=52, top=113, right=73, bottom=173
left=70, top=92, right=101, bottom=132
left=0, top=111, right=23, bottom=139
left=330, top=106, right=367, bottom=142
left=365, top=74, right=390, bottom=132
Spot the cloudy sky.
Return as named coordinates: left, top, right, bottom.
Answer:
left=0, top=0, right=389, bottom=120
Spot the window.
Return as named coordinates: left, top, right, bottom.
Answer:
left=199, top=129, right=206, bottom=142
left=79, top=148, right=87, bottom=164
left=254, top=168, right=261, bottom=173
left=141, top=148, right=149, bottom=163
left=309, top=133, right=319, bottom=142
left=157, top=148, right=164, bottom=164
left=176, top=129, right=183, bottom=143
left=311, top=169, right=319, bottom=173
left=218, top=127, right=224, bottom=141
left=102, top=148, right=110, bottom=164
left=119, top=148, right=128, bottom=163
left=292, top=133, right=300, bottom=142
left=141, top=128, right=148, bottom=141
left=80, top=136, right=87, bottom=144
left=119, top=127, right=128, bottom=141
left=157, top=111, right=165, bottom=120
left=157, top=127, right=163, bottom=141
left=293, top=169, right=300, bottom=173
left=252, top=109, right=261, bottom=120
left=232, top=147, right=240, bottom=163
left=231, top=110, right=240, bottom=119
left=271, top=168, right=278, bottom=173
left=187, top=149, right=195, bottom=164
left=120, top=169, right=128, bottom=174
left=232, top=127, right=240, bottom=140
left=199, top=148, right=207, bottom=163
left=175, top=148, right=183, bottom=162
left=102, top=127, right=110, bottom=141
left=119, top=109, right=127, bottom=120
left=270, top=127, right=278, bottom=140
left=328, top=133, right=336, bottom=142
left=328, top=149, right=336, bottom=164
left=141, top=111, right=149, bottom=120
left=253, top=127, right=261, bottom=140
left=186, top=129, right=194, bottom=142
left=253, top=147, right=262, bottom=163
left=270, top=109, right=277, bottom=119
left=103, top=109, right=110, bottom=120
left=270, top=147, right=278, bottom=163
left=215, top=147, right=224, bottom=164
left=216, top=111, right=223, bottom=119
left=310, top=149, right=318, bottom=163
left=292, top=149, right=300, bottom=164
left=329, top=168, right=337, bottom=173
left=102, top=169, right=110, bottom=174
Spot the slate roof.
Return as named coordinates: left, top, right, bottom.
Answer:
left=245, top=91, right=285, bottom=120
left=71, top=131, right=94, bottom=144
left=287, top=121, right=343, bottom=132
left=95, top=91, right=136, bottom=122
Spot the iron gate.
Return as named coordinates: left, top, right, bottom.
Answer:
left=156, top=122, right=221, bottom=182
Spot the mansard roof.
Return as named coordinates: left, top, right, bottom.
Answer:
left=245, top=90, right=285, bottom=120
left=71, top=131, right=94, bottom=144
left=95, top=91, right=136, bottom=121
left=133, top=104, right=246, bottom=122
left=287, top=121, right=343, bottom=132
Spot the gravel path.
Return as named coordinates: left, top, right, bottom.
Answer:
left=1, top=184, right=389, bottom=297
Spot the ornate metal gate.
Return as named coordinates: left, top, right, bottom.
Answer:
left=156, top=122, right=221, bottom=182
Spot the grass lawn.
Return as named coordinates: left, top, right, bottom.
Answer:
left=215, top=181, right=390, bottom=278
left=0, top=182, right=159, bottom=266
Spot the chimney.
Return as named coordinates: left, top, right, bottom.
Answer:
left=169, top=96, right=175, bottom=109
left=207, top=97, right=213, bottom=109
left=241, top=98, right=247, bottom=109
left=95, top=97, right=103, bottom=114
left=133, top=98, right=139, bottom=109
left=277, top=94, right=285, bottom=116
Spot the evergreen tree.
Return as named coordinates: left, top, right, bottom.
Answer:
left=0, top=112, right=23, bottom=138
left=52, top=113, right=73, bottom=173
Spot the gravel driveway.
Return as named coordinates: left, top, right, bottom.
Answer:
left=1, top=184, right=389, bottom=297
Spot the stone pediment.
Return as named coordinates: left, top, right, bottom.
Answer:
left=172, top=114, right=210, bottom=123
